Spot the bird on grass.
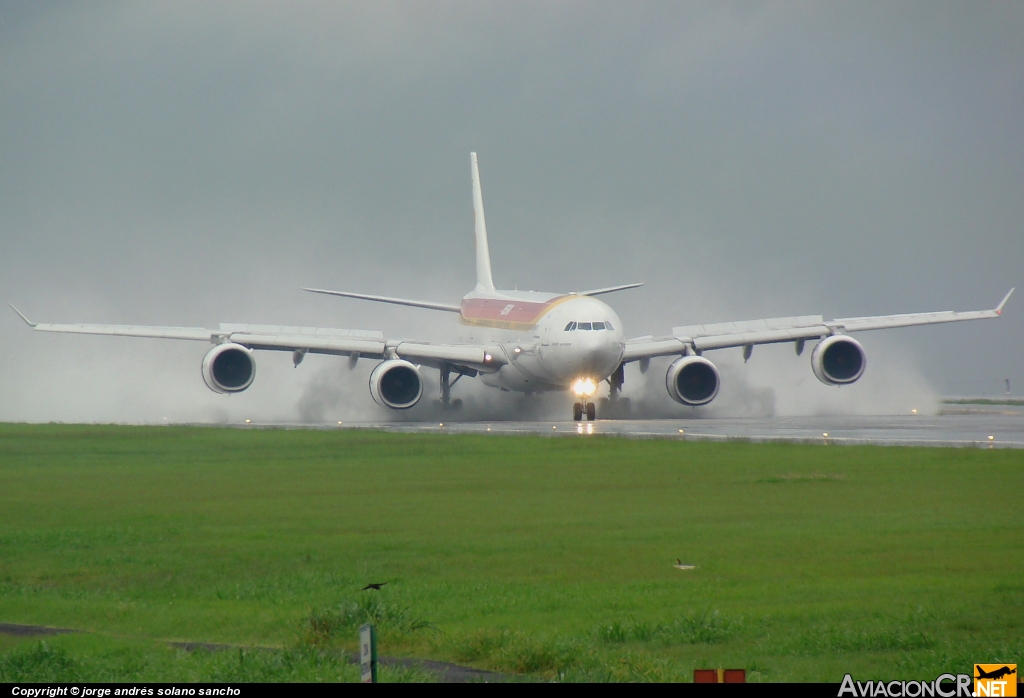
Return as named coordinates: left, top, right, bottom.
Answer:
left=674, top=559, right=695, bottom=570
left=361, top=582, right=388, bottom=591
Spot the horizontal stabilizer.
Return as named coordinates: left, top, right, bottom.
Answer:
left=575, top=282, right=644, bottom=297
left=302, top=288, right=461, bottom=313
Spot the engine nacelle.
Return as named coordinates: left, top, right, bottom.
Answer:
left=202, top=343, right=256, bottom=394
left=811, top=335, right=866, bottom=386
left=369, top=359, right=423, bottom=409
left=666, top=355, right=720, bottom=406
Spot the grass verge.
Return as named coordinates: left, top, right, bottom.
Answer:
left=1, top=424, right=1021, bottom=681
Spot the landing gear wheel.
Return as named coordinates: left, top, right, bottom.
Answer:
left=451, top=398, right=463, bottom=411
left=586, top=402, right=596, bottom=421
left=573, top=402, right=583, bottom=421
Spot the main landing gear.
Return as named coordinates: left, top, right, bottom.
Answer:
left=573, top=401, right=596, bottom=421
left=437, top=365, right=465, bottom=411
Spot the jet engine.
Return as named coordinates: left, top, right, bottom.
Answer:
left=811, top=335, right=866, bottom=386
left=666, top=355, right=720, bottom=406
left=202, top=343, right=256, bottom=394
left=369, top=359, right=423, bottom=409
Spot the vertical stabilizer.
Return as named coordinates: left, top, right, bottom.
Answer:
left=470, top=152, right=496, bottom=292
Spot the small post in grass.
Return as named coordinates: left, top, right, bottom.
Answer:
left=360, top=623, right=378, bottom=683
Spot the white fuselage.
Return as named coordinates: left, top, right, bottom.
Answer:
left=460, top=292, right=624, bottom=393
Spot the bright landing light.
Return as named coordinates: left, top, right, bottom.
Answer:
left=571, top=377, right=598, bottom=397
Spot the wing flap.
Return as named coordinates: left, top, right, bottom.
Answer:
left=396, top=342, right=507, bottom=369
left=397, top=342, right=485, bottom=364
left=692, top=325, right=830, bottom=351
left=231, top=333, right=386, bottom=356
left=672, top=315, right=823, bottom=338
left=621, top=337, right=689, bottom=361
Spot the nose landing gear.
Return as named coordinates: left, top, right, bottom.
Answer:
left=573, top=401, right=597, bottom=421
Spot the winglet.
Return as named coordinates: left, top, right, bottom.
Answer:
left=8, top=303, right=37, bottom=328
left=995, top=284, right=1011, bottom=313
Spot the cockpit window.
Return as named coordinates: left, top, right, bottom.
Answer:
left=565, top=321, right=613, bottom=331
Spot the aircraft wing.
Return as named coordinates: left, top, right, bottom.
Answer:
left=8, top=307, right=504, bottom=372
left=621, top=289, right=1013, bottom=362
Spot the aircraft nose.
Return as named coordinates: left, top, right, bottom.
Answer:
left=578, top=334, right=621, bottom=374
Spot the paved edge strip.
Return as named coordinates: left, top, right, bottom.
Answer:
left=0, top=623, right=508, bottom=683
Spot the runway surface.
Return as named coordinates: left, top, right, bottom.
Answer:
left=265, top=404, right=1024, bottom=449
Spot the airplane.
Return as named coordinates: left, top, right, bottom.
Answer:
left=975, top=666, right=1016, bottom=681
left=9, top=153, right=1015, bottom=422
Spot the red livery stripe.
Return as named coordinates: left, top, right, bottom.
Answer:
left=460, top=296, right=571, bottom=330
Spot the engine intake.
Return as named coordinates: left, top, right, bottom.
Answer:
left=666, top=355, right=720, bottom=406
left=369, top=359, right=423, bottom=409
left=811, top=335, right=866, bottom=386
left=202, top=343, right=256, bottom=394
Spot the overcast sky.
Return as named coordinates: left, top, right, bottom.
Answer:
left=1, top=2, right=1021, bottom=423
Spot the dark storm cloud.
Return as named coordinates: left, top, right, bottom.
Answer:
left=1, top=2, right=1021, bottom=422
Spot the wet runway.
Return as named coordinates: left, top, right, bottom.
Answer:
left=321, top=405, right=1024, bottom=449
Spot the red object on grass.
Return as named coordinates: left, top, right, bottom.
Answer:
left=694, top=668, right=746, bottom=683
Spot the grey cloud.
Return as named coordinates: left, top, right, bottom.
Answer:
left=1, top=2, right=1020, bottom=423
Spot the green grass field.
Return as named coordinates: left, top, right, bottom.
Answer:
left=0, top=424, right=1021, bottom=682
